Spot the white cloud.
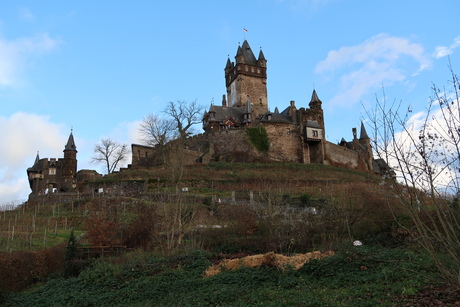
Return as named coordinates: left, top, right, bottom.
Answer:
left=0, top=112, right=67, bottom=204
left=434, top=35, right=460, bottom=59
left=315, top=34, right=431, bottom=107
left=0, top=33, right=60, bottom=87
left=377, top=91, right=460, bottom=194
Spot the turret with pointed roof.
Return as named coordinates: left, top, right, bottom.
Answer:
left=62, top=131, right=77, bottom=180
left=309, top=89, right=322, bottom=110
left=64, top=132, right=77, bottom=152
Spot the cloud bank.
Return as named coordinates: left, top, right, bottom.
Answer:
left=0, top=33, right=60, bottom=87
left=315, top=34, right=431, bottom=107
left=0, top=113, right=66, bottom=204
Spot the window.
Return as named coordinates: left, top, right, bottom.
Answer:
left=49, top=168, right=56, bottom=175
left=286, top=128, right=290, bottom=135
left=313, top=130, right=318, bottom=137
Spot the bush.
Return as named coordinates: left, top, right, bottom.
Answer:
left=246, top=126, right=270, bottom=153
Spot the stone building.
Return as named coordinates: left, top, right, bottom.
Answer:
left=27, top=132, right=78, bottom=195
left=132, top=39, right=380, bottom=173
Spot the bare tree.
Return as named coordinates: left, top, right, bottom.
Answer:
left=164, top=100, right=204, bottom=139
left=92, top=138, right=129, bottom=174
left=139, top=113, right=176, bottom=147
left=365, top=64, right=460, bottom=290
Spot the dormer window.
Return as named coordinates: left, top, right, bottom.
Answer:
left=267, top=114, right=272, bottom=120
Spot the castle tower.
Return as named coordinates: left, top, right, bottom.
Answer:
left=225, top=40, right=268, bottom=117
left=61, top=131, right=78, bottom=189
left=358, top=122, right=373, bottom=170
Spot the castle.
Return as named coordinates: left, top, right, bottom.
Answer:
left=132, top=40, right=382, bottom=173
left=27, top=132, right=101, bottom=197
left=27, top=132, right=78, bottom=195
left=27, top=40, right=384, bottom=198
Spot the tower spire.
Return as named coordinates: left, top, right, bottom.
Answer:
left=360, top=122, right=369, bottom=139
left=34, top=151, right=40, bottom=165
left=64, top=131, right=77, bottom=152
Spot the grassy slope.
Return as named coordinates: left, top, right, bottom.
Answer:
left=3, top=246, right=438, bottom=306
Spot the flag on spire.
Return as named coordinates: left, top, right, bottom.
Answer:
left=243, top=28, right=248, bottom=32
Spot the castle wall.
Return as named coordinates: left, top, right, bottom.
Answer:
left=264, top=124, right=301, bottom=162
left=325, top=141, right=359, bottom=169
left=187, top=129, right=261, bottom=162
left=131, top=144, right=160, bottom=167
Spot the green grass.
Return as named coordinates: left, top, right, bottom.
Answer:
left=3, top=246, right=438, bottom=306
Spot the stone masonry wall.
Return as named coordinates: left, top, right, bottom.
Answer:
left=325, top=141, right=359, bottom=169
left=264, top=123, right=302, bottom=162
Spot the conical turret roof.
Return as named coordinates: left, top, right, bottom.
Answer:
left=360, top=122, right=369, bottom=139
left=64, top=132, right=77, bottom=151
left=258, top=49, right=266, bottom=62
left=34, top=151, right=40, bottom=165
left=310, top=89, right=322, bottom=104
left=238, top=40, right=257, bottom=65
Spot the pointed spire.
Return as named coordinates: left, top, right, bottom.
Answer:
left=239, top=40, right=257, bottom=65
left=64, top=132, right=77, bottom=151
left=34, top=151, right=40, bottom=165
left=226, top=57, right=232, bottom=68
left=310, top=89, right=321, bottom=104
left=274, top=107, right=279, bottom=114
left=360, top=122, right=369, bottom=139
left=309, top=89, right=322, bottom=110
left=236, top=44, right=244, bottom=57
left=258, top=48, right=266, bottom=62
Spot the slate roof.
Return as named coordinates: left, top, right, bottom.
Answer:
left=239, top=40, right=258, bottom=65
left=306, top=120, right=322, bottom=129
left=360, top=122, right=369, bottom=139
left=208, top=105, right=245, bottom=122
left=260, top=108, right=292, bottom=124
left=310, top=89, right=322, bottom=104
left=64, top=133, right=77, bottom=151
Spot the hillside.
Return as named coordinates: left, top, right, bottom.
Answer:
left=4, top=162, right=458, bottom=305
left=1, top=162, right=387, bottom=251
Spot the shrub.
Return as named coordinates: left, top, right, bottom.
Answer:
left=246, top=126, right=270, bottom=153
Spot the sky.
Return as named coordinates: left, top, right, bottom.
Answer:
left=1, top=0, right=460, bottom=204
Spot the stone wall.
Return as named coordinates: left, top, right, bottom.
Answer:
left=325, top=141, right=359, bottom=169
left=131, top=144, right=159, bottom=167
left=264, top=123, right=302, bottom=162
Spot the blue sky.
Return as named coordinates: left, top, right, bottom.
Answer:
left=1, top=0, right=459, bottom=204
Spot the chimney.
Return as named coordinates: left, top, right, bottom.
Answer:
left=222, top=94, right=227, bottom=108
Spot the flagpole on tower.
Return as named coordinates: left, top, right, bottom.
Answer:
left=243, top=27, right=248, bottom=40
